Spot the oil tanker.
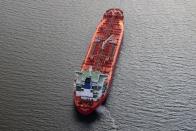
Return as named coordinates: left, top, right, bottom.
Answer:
left=73, top=8, right=124, bottom=115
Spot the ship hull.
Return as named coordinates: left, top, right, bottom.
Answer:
left=73, top=8, right=124, bottom=115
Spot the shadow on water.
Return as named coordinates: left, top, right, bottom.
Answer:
left=73, top=107, right=101, bottom=123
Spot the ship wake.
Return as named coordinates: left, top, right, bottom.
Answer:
left=96, top=106, right=118, bottom=131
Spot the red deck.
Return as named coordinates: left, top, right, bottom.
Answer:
left=82, top=8, right=124, bottom=86
left=74, top=8, right=124, bottom=115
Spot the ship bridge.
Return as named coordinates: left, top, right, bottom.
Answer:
left=75, top=70, right=108, bottom=100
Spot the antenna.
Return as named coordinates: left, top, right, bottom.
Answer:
left=89, top=66, right=92, bottom=77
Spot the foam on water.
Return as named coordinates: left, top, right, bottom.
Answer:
left=96, top=106, right=118, bottom=131
left=1, top=0, right=196, bottom=130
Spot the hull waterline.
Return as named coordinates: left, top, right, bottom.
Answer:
left=73, top=8, right=124, bottom=115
